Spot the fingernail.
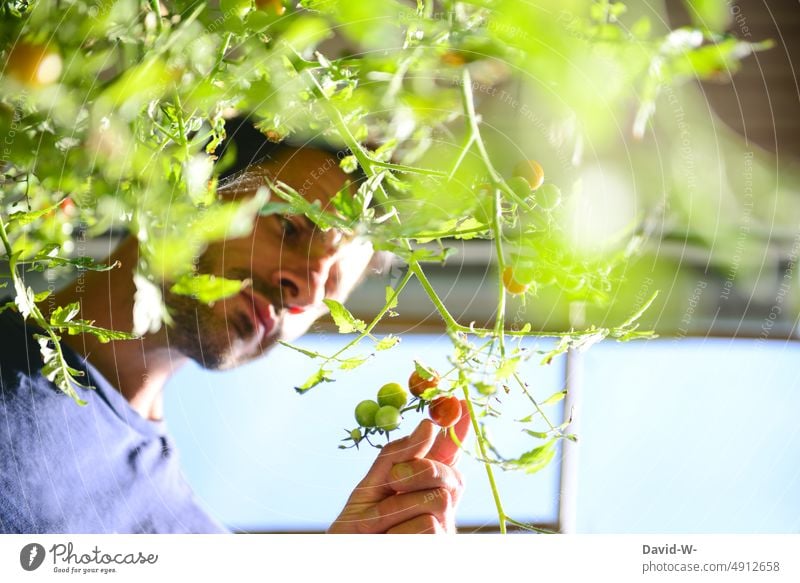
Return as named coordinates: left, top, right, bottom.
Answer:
left=391, top=462, right=413, bottom=481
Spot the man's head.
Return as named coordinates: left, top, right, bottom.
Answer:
left=164, top=142, right=375, bottom=370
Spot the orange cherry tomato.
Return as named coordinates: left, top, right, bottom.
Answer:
left=502, top=266, right=528, bottom=295
left=513, top=159, right=545, bottom=191
left=255, top=0, right=285, bottom=15
left=5, top=42, right=62, bottom=87
left=440, top=51, right=466, bottom=67
left=408, top=369, right=439, bottom=398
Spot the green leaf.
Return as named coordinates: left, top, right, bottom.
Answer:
left=13, top=282, right=36, bottom=320
left=339, top=356, right=369, bottom=370
left=475, top=381, right=496, bottom=396
left=63, top=321, right=136, bottom=343
left=419, top=387, right=440, bottom=401
left=384, top=285, right=399, bottom=310
left=271, top=181, right=354, bottom=232
left=295, top=367, right=334, bottom=393
left=281, top=15, right=333, bottom=53
left=170, top=273, right=246, bottom=304
left=323, top=299, right=365, bottom=333
left=524, top=430, right=550, bottom=439
left=540, top=390, right=567, bottom=406
left=414, top=360, right=435, bottom=380
left=33, top=290, right=52, bottom=302
left=35, top=334, right=89, bottom=406
left=6, top=201, right=63, bottom=230
left=682, top=0, right=731, bottom=34
left=495, top=356, right=520, bottom=381
left=375, top=334, right=400, bottom=351
left=503, top=439, right=557, bottom=474
left=50, top=302, right=81, bottom=326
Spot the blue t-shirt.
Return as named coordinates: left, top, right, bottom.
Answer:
left=0, top=307, right=228, bottom=533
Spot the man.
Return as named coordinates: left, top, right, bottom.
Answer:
left=0, top=123, right=470, bottom=534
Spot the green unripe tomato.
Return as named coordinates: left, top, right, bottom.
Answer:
left=374, top=405, right=401, bottom=432
left=534, top=184, right=562, bottom=210
left=377, top=382, right=408, bottom=409
left=354, top=399, right=380, bottom=427
left=350, top=428, right=362, bottom=441
left=507, top=176, right=532, bottom=201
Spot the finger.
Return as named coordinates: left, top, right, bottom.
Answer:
left=387, top=458, right=464, bottom=496
left=348, top=420, right=440, bottom=503
left=368, top=419, right=439, bottom=475
left=358, top=488, right=452, bottom=534
left=385, top=514, right=444, bottom=534
left=427, top=399, right=471, bottom=466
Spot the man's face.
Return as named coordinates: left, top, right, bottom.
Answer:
left=165, top=146, right=373, bottom=370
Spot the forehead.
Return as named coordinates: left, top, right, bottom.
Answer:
left=218, top=146, right=353, bottom=207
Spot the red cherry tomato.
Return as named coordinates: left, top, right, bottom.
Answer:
left=408, top=369, right=439, bottom=398
left=428, top=395, right=462, bottom=428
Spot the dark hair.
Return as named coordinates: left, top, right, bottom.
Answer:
left=213, top=116, right=393, bottom=275
left=214, top=116, right=366, bottom=186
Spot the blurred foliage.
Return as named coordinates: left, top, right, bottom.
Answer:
left=0, top=0, right=774, bottom=531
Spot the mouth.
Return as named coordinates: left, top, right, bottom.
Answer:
left=238, top=289, right=277, bottom=340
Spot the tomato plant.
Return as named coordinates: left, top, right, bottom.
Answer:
left=0, top=0, right=768, bottom=533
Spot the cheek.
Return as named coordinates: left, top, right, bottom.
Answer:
left=280, top=308, right=325, bottom=342
left=333, top=243, right=375, bottom=299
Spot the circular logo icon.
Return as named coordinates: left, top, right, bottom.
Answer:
left=20, top=543, right=46, bottom=571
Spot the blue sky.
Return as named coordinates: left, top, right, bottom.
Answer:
left=163, top=334, right=800, bottom=533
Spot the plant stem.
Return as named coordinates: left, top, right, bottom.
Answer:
left=458, top=69, right=531, bottom=210
left=307, top=68, right=510, bottom=533
left=491, top=185, right=506, bottom=357
left=0, top=218, right=86, bottom=404
left=150, top=0, right=163, bottom=33
left=211, top=32, right=233, bottom=77
left=461, top=383, right=506, bottom=533
left=324, top=268, right=414, bottom=363
left=513, top=371, right=562, bottom=437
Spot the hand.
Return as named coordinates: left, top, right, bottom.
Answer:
left=328, top=400, right=471, bottom=534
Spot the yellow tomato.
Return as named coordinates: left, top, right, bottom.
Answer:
left=255, top=0, right=286, bottom=15
left=5, top=42, right=63, bottom=87
left=513, top=159, right=545, bottom=191
left=502, top=266, right=528, bottom=295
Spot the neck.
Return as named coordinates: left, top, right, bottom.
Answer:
left=51, top=236, right=187, bottom=421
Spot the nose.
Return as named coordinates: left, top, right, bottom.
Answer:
left=271, top=246, right=340, bottom=311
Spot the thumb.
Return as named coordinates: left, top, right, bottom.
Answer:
left=352, top=419, right=439, bottom=499
left=427, top=399, right=471, bottom=466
